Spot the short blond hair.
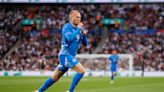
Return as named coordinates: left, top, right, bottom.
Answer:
left=69, top=10, right=80, bottom=19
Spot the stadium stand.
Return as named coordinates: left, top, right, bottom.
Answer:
left=0, top=4, right=164, bottom=71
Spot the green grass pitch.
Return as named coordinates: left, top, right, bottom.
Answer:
left=0, top=76, right=164, bottom=92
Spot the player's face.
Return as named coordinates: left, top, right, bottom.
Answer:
left=70, top=12, right=81, bottom=26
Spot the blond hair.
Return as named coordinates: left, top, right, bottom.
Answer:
left=69, top=10, right=80, bottom=19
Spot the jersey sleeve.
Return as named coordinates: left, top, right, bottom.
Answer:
left=62, top=25, right=81, bottom=42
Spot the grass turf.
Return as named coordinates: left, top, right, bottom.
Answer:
left=0, top=76, right=164, bottom=92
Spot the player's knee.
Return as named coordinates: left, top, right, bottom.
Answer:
left=51, top=72, right=61, bottom=81
left=113, top=73, right=117, bottom=76
left=51, top=75, right=59, bottom=81
left=79, top=68, right=85, bottom=74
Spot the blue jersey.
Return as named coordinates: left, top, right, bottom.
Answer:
left=59, top=23, right=88, bottom=57
left=108, top=54, right=119, bottom=72
left=56, top=23, right=88, bottom=71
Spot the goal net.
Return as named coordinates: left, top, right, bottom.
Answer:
left=69, top=54, right=134, bottom=77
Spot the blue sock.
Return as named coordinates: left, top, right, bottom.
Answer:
left=69, top=73, right=84, bottom=92
left=38, top=77, right=55, bottom=92
left=111, top=75, right=114, bottom=81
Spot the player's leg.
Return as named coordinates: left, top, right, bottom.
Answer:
left=68, top=62, right=85, bottom=92
left=111, top=68, right=117, bottom=83
left=111, top=72, right=115, bottom=80
left=35, top=68, right=68, bottom=92
left=35, top=54, right=69, bottom=92
left=110, top=66, right=116, bottom=83
left=113, top=72, right=117, bottom=76
left=65, top=55, right=85, bottom=92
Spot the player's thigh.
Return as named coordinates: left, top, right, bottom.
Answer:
left=64, top=55, right=85, bottom=74
left=72, top=62, right=85, bottom=74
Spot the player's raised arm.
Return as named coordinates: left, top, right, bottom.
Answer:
left=81, top=34, right=88, bottom=46
left=81, top=27, right=88, bottom=46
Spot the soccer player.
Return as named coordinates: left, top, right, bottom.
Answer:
left=108, top=53, right=119, bottom=84
left=34, top=10, right=88, bottom=92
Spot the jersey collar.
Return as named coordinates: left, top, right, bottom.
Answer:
left=69, top=22, right=77, bottom=29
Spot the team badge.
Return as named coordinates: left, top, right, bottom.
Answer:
left=76, top=34, right=80, bottom=41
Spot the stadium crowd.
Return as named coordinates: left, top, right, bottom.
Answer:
left=0, top=4, right=164, bottom=71
left=101, top=4, right=164, bottom=30
left=0, top=9, right=23, bottom=30
left=0, top=34, right=60, bottom=71
left=0, top=30, right=18, bottom=59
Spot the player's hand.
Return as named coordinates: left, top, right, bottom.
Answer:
left=81, top=29, right=88, bottom=35
left=77, top=22, right=87, bottom=35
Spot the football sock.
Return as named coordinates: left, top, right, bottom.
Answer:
left=38, top=77, right=55, bottom=92
left=111, top=74, right=114, bottom=81
left=69, top=73, right=84, bottom=92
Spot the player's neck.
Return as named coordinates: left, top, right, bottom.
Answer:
left=70, top=22, right=77, bottom=28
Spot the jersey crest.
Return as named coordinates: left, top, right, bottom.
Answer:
left=76, top=34, right=80, bottom=41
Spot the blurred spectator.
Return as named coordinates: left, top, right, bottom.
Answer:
left=0, top=30, right=18, bottom=59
